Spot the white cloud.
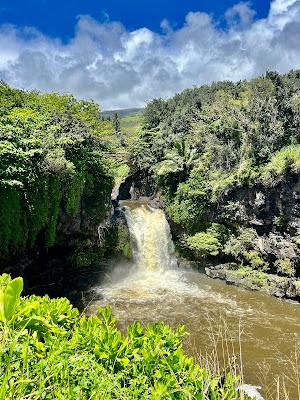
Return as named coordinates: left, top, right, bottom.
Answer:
left=0, top=0, right=300, bottom=110
left=225, top=2, right=256, bottom=28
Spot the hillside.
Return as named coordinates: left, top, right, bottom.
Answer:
left=0, top=83, right=116, bottom=269
left=127, top=70, right=300, bottom=298
left=101, top=107, right=144, bottom=118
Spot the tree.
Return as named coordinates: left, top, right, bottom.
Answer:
left=153, top=140, right=200, bottom=182
left=113, top=112, right=125, bottom=146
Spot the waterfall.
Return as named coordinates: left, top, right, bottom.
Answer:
left=96, top=202, right=185, bottom=303
left=124, top=205, right=176, bottom=273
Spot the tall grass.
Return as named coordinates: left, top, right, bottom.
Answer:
left=185, top=314, right=300, bottom=400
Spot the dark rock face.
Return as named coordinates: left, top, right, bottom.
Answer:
left=215, top=173, right=300, bottom=276
left=115, top=175, right=134, bottom=202
left=219, top=174, right=300, bottom=236
left=114, top=174, right=156, bottom=203
left=186, top=171, right=300, bottom=301
left=115, top=172, right=161, bottom=207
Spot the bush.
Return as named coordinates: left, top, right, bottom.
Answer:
left=186, top=232, right=222, bottom=256
left=261, top=145, right=300, bottom=182
left=0, top=274, right=251, bottom=399
left=275, top=258, right=295, bottom=277
left=224, top=228, right=258, bottom=259
left=243, top=251, right=269, bottom=272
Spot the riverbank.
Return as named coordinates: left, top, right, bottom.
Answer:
left=205, top=264, right=300, bottom=302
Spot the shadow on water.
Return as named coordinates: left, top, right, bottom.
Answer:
left=22, top=248, right=115, bottom=311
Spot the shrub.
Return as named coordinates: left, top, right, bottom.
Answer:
left=186, top=232, right=222, bottom=256
left=261, top=145, right=300, bottom=182
left=207, top=223, right=229, bottom=243
left=224, top=228, right=258, bottom=259
left=243, top=251, right=269, bottom=272
left=275, top=258, right=295, bottom=277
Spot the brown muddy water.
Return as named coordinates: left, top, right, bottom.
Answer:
left=86, top=202, right=300, bottom=399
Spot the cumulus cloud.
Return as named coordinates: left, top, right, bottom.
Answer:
left=0, top=0, right=300, bottom=109
left=225, top=2, right=256, bottom=28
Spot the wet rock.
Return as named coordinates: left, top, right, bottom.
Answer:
left=239, top=384, right=264, bottom=400
left=205, top=266, right=300, bottom=302
left=204, top=267, right=257, bottom=290
left=205, top=267, right=227, bottom=280
left=267, top=276, right=290, bottom=298
left=286, top=280, right=300, bottom=299
left=209, top=262, right=239, bottom=271
left=149, top=197, right=164, bottom=209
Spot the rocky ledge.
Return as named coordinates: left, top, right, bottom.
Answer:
left=205, top=264, right=300, bottom=302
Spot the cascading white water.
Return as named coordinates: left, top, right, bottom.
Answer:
left=97, top=202, right=235, bottom=302
left=125, top=205, right=177, bottom=272
left=95, top=201, right=204, bottom=303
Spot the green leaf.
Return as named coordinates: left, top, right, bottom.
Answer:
left=0, top=289, right=5, bottom=322
left=1, top=277, right=23, bottom=322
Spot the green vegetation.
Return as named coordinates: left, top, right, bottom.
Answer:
left=275, top=258, right=295, bottom=277
left=243, top=252, right=269, bottom=272
left=186, top=232, right=222, bottom=257
left=0, top=274, right=251, bottom=399
left=185, top=224, right=228, bottom=257
left=0, top=83, right=115, bottom=267
left=120, top=112, right=144, bottom=147
left=100, top=111, right=143, bottom=151
left=261, top=145, right=300, bottom=182
left=226, top=266, right=270, bottom=288
left=114, top=224, right=132, bottom=259
left=131, top=70, right=300, bottom=278
left=224, top=229, right=258, bottom=260
left=113, top=162, right=130, bottom=188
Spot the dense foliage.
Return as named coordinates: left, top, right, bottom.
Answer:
left=130, top=70, right=300, bottom=277
left=0, top=274, right=252, bottom=399
left=0, top=82, right=115, bottom=266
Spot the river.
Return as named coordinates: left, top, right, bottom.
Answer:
left=86, top=201, right=300, bottom=400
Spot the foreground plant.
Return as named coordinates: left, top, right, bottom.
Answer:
left=0, top=274, right=254, bottom=399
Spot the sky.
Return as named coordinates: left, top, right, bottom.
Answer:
left=0, top=0, right=299, bottom=110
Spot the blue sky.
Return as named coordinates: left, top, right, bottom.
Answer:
left=0, top=0, right=271, bottom=39
left=0, top=0, right=299, bottom=109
